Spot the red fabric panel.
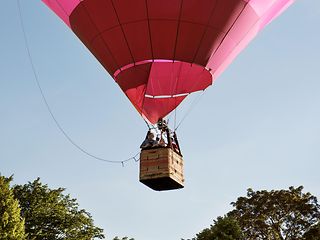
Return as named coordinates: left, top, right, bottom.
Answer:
left=111, top=0, right=153, bottom=62
left=115, top=63, right=152, bottom=92
left=207, top=4, right=259, bottom=71
left=112, top=0, right=147, bottom=23
left=115, top=61, right=211, bottom=123
left=48, top=0, right=293, bottom=124
left=141, top=96, right=187, bottom=124
left=208, top=0, right=246, bottom=31
left=122, top=21, right=152, bottom=62
left=101, top=27, right=133, bottom=67
left=149, top=20, right=178, bottom=60
left=174, top=0, right=216, bottom=63
left=146, top=62, right=212, bottom=96
left=67, top=0, right=260, bottom=123
left=180, top=0, right=217, bottom=25
left=192, top=0, right=248, bottom=68
left=125, top=85, right=148, bottom=116
left=69, top=0, right=253, bottom=75
left=193, top=28, right=224, bottom=66
left=122, top=70, right=187, bottom=124
left=175, top=22, right=206, bottom=62
left=91, top=35, right=119, bottom=73
left=70, top=1, right=120, bottom=73
left=147, top=0, right=181, bottom=20
left=82, top=0, right=118, bottom=31
left=69, top=3, right=98, bottom=46
left=225, top=5, right=258, bottom=46
left=147, top=0, right=180, bottom=60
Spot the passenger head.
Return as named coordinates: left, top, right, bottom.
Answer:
left=147, top=132, right=155, bottom=140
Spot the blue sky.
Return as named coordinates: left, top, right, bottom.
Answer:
left=1, top=1, right=320, bottom=240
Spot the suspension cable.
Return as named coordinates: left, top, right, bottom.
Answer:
left=16, top=0, right=139, bottom=165
left=143, top=119, right=152, bottom=130
left=174, top=90, right=206, bottom=131
left=174, top=107, right=177, bottom=130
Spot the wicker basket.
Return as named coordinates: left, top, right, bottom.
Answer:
left=140, top=147, right=184, bottom=191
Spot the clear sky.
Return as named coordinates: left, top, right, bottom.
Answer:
left=1, top=1, right=319, bottom=240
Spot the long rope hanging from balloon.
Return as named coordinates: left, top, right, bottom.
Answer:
left=16, top=0, right=139, bottom=165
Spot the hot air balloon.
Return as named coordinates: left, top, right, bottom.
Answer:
left=42, top=0, right=294, bottom=191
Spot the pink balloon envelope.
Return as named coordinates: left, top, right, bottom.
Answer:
left=43, top=0, right=294, bottom=124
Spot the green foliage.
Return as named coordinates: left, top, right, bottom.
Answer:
left=0, top=175, right=25, bottom=240
left=191, top=216, right=243, bottom=240
left=190, top=186, right=320, bottom=240
left=228, top=186, right=320, bottom=240
left=303, top=222, right=320, bottom=240
left=113, top=237, right=134, bottom=240
left=210, top=217, right=243, bottom=240
left=13, top=178, right=105, bottom=240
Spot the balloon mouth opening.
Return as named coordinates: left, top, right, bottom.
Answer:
left=114, top=59, right=212, bottom=97
left=144, top=93, right=190, bottom=99
left=113, top=59, right=212, bottom=79
left=113, top=60, right=213, bottom=124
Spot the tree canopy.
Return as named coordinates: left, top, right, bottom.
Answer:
left=0, top=175, right=25, bottom=240
left=228, top=186, right=320, bottom=240
left=113, top=237, right=135, bottom=240
left=13, top=178, right=105, bottom=240
left=191, top=186, right=320, bottom=240
left=193, top=216, right=243, bottom=240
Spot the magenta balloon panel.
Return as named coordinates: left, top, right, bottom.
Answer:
left=43, top=0, right=294, bottom=124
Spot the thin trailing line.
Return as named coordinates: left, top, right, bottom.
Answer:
left=16, top=0, right=139, bottom=165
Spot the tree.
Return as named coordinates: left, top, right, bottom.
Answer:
left=13, top=178, right=105, bottom=240
left=228, top=186, right=320, bottom=240
left=189, top=216, right=243, bottom=240
left=189, top=186, right=320, bottom=240
left=0, top=175, right=25, bottom=240
left=210, top=217, right=243, bottom=240
left=303, top=222, right=320, bottom=240
left=113, top=237, right=134, bottom=240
